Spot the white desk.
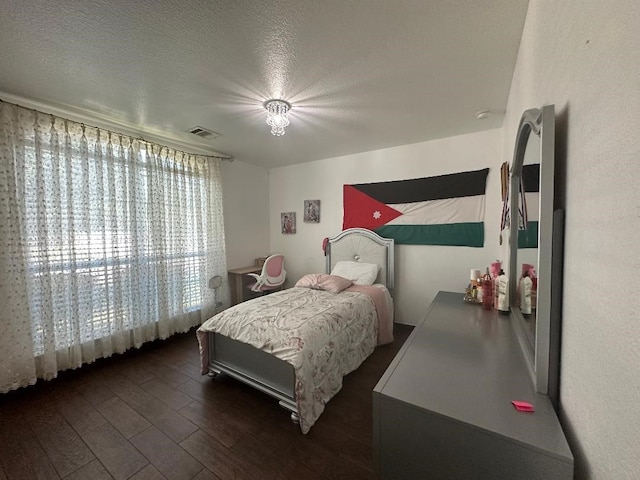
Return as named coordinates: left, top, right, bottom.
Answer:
left=227, top=265, right=262, bottom=306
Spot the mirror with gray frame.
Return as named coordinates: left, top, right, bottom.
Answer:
left=509, top=105, right=562, bottom=407
left=517, top=133, right=541, bottom=347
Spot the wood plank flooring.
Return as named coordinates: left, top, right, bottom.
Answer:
left=0, top=324, right=413, bottom=479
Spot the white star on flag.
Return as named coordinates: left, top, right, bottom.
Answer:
left=373, top=210, right=381, bottom=220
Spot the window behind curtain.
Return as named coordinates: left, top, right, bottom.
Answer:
left=0, top=101, right=228, bottom=391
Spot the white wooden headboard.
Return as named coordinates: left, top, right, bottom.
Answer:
left=325, top=228, right=395, bottom=292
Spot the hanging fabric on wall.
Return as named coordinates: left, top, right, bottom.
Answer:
left=518, top=163, right=540, bottom=248
left=343, top=168, right=489, bottom=247
left=499, top=162, right=510, bottom=245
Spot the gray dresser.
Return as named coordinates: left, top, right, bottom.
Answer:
left=373, top=291, right=573, bottom=479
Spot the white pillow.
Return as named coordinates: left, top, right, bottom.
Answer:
left=330, top=261, right=380, bottom=286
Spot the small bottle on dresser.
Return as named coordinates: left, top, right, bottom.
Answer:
left=497, top=269, right=509, bottom=314
left=482, top=268, right=493, bottom=310
left=520, top=271, right=533, bottom=315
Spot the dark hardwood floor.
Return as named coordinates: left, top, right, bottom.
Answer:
left=0, top=324, right=413, bottom=479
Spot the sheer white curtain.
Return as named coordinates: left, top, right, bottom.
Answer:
left=0, top=101, right=229, bottom=393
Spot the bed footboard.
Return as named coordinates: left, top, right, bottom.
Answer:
left=208, top=332, right=297, bottom=416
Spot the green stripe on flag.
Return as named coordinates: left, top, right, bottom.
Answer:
left=375, top=223, right=484, bottom=247
left=518, top=221, right=539, bottom=248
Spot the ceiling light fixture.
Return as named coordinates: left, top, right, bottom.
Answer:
left=475, top=109, right=491, bottom=120
left=264, top=99, right=291, bottom=136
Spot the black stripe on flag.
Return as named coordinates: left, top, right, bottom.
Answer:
left=522, top=164, right=540, bottom=192
left=351, top=168, right=489, bottom=203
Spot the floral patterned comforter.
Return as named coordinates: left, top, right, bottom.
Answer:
left=197, top=285, right=391, bottom=433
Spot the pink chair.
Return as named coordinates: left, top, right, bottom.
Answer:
left=246, top=254, right=286, bottom=294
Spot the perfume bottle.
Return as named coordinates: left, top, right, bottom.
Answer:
left=520, top=272, right=533, bottom=315
left=482, top=269, right=493, bottom=310
left=497, top=269, right=509, bottom=313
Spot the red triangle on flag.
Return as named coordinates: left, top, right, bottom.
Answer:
left=343, top=185, right=403, bottom=230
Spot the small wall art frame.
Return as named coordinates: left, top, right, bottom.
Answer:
left=303, top=200, right=320, bottom=223
left=281, top=212, right=296, bottom=234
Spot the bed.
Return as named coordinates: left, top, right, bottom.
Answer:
left=196, top=228, right=395, bottom=433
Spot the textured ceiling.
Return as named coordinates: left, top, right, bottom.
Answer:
left=0, top=0, right=529, bottom=168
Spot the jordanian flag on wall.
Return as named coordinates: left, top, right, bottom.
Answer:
left=518, top=163, right=540, bottom=249
left=343, top=168, right=489, bottom=247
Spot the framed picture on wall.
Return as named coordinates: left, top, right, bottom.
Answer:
left=281, top=212, right=296, bottom=234
left=303, top=200, right=320, bottom=223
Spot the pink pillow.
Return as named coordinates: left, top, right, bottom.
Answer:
left=295, top=274, right=353, bottom=293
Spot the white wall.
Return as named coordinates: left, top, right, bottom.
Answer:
left=503, top=1, right=640, bottom=478
left=221, top=160, right=270, bottom=269
left=269, top=129, right=504, bottom=325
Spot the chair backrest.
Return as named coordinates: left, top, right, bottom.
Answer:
left=262, top=254, right=286, bottom=286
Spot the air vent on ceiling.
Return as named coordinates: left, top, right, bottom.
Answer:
left=187, top=126, right=222, bottom=140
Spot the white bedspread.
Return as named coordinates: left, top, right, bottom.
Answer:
left=197, top=285, right=392, bottom=433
